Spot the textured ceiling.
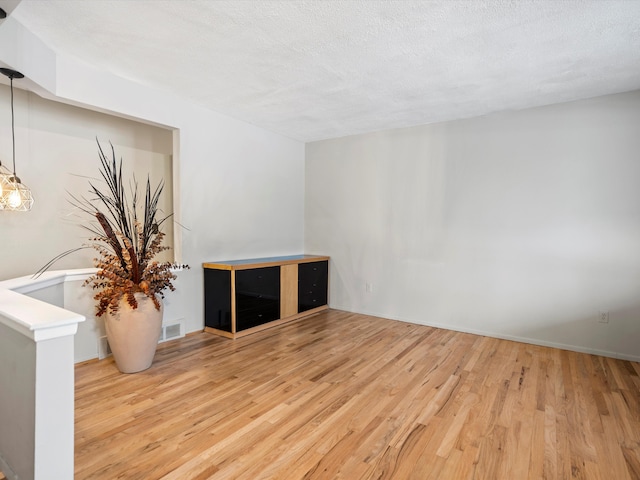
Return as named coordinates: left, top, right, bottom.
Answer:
left=8, top=0, right=640, bottom=142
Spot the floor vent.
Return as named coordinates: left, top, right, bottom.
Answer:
left=160, top=319, right=185, bottom=343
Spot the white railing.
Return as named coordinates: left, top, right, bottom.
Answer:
left=0, top=271, right=85, bottom=480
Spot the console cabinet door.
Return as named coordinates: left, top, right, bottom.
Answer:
left=235, top=266, right=281, bottom=331
left=204, top=269, right=232, bottom=332
left=298, top=261, right=328, bottom=313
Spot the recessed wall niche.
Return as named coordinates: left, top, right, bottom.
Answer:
left=0, top=83, right=175, bottom=280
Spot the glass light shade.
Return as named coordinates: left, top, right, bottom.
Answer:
left=0, top=164, right=13, bottom=210
left=1, top=176, right=34, bottom=211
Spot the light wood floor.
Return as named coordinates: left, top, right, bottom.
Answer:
left=74, top=309, right=640, bottom=479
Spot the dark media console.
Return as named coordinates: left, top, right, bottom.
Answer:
left=203, top=255, right=329, bottom=338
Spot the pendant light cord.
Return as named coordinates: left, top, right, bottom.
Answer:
left=10, top=76, right=16, bottom=177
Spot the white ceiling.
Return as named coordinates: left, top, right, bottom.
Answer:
left=7, top=0, right=640, bottom=142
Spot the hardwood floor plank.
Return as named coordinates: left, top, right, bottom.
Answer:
left=73, top=309, right=640, bottom=479
left=542, top=404, right=559, bottom=479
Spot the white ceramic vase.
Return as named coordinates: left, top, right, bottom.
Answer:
left=105, top=292, right=163, bottom=373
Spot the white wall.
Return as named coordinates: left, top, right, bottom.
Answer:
left=0, top=15, right=305, bottom=340
left=306, top=90, right=640, bottom=361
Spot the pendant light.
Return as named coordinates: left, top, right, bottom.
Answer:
left=0, top=67, right=33, bottom=211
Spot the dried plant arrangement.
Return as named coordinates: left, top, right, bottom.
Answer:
left=37, top=140, right=188, bottom=316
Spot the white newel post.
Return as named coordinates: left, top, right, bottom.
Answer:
left=0, top=287, right=84, bottom=480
